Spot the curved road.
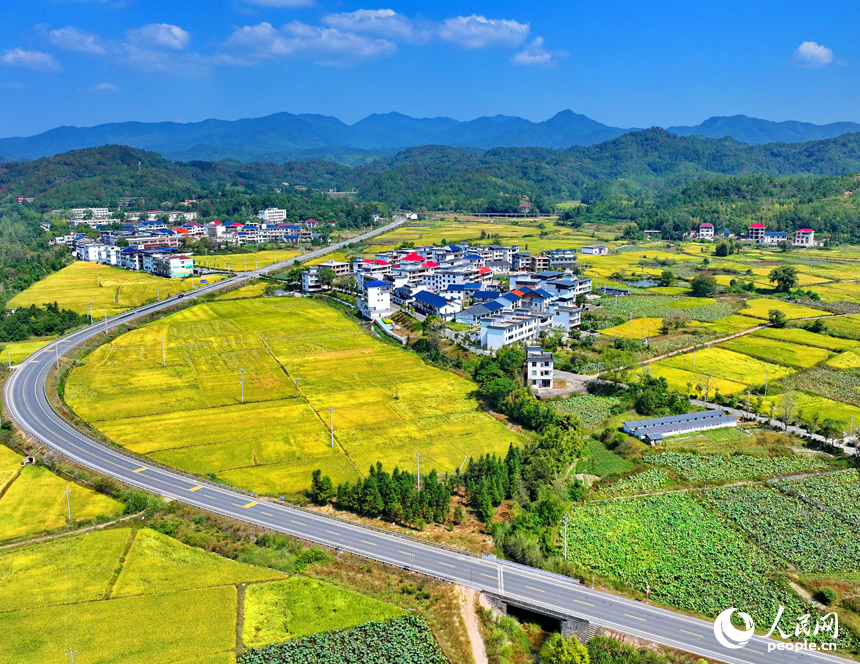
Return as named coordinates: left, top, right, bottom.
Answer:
left=3, top=220, right=847, bottom=664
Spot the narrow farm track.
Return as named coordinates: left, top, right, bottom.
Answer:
left=2, top=221, right=852, bottom=664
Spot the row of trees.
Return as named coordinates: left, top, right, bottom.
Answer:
left=1, top=302, right=85, bottom=342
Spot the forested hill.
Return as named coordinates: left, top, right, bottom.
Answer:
left=3, top=129, right=860, bottom=212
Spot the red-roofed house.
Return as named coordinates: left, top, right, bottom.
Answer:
left=794, top=228, right=816, bottom=247
left=699, top=222, right=714, bottom=239
left=749, top=223, right=766, bottom=242
left=401, top=251, right=426, bottom=262
left=421, top=260, right=440, bottom=268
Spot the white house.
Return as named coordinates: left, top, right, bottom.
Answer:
left=412, top=291, right=461, bottom=321
left=257, top=208, right=288, bottom=223
left=526, top=346, right=554, bottom=390
left=481, top=310, right=542, bottom=350
left=302, top=267, right=324, bottom=293
left=358, top=280, right=393, bottom=321
left=698, top=222, right=715, bottom=239
left=794, top=228, right=816, bottom=247
left=581, top=244, right=609, bottom=255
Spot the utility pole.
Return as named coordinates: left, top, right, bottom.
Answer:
left=63, top=486, right=72, bottom=521
left=157, top=286, right=160, bottom=301
left=328, top=407, right=335, bottom=447
left=6, top=349, right=10, bottom=370
left=104, top=308, right=108, bottom=335
left=764, top=372, right=769, bottom=395
left=416, top=452, right=420, bottom=489
left=161, top=337, right=166, bottom=367
left=55, top=345, right=60, bottom=370
left=239, top=368, right=245, bottom=403
left=692, top=349, right=696, bottom=369
left=747, top=390, right=751, bottom=410
left=294, top=377, right=300, bottom=398
left=65, top=646, right=78, bottom=664
left=562, top=515, right=569, bottom=560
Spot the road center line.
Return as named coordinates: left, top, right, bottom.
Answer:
left=574, top=599, right=594, bottom=606
left=132, top=467, right=147, bottom=473
left=680, top=630, right=704, bottom=638
left=361, top=540, right=377, bottom=546
left=624, top=614, right=647, bottom=622
left=525, top=585, right=545, bottom=593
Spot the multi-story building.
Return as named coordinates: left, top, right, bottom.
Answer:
left=545, top=249, right=578, bottom=270
left=358, top=280, right=393, bottom=321
left=412, top=291, right=461, bottom=321
left=526, top=346, right=554, bottom=389
left=316, top=260, right=351, bottom=277
left=748, top=223, right=766, bottom=242
left=481, top=310, right=542, bottom=350
left=698, top=222, right=715, bottom=239
left=794, top=228, right=816, bottom=247
left=762, top=231, right=788, bottom=244
left=257, top=208, right=288, bottom=223
left=302, top=267, right=324, bottom=293
left=69, top=207, right=112, bottom=220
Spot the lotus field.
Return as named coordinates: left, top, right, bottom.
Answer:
left=65, top=297, right=525, bottom=495
left=564, top=493, right=810, bottom=626
left=705, top=485, right=860, bottom=573
left=593, top=469, right=669, bottom=498
left=773, top=470, right=860, bottom=524
left=645, top=451, right=827, bottom=483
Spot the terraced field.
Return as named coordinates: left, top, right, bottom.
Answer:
left=65, top=297, right=526, bottom=494
left=752, top=328, right=860, bottom=351
left=737, top=298, right=829, bottom=321
left=719, top=336, right=832, bottom=369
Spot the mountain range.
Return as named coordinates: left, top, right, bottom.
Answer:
left=2, top=111, right=860, bottom=164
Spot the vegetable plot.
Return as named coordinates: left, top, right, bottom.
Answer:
left=646, top=451, right=827, bottom=483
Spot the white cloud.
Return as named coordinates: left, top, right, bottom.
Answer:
left=46, top=26, right=106, bottom=54
left=437, top=15, right=529, bottom=49
left=511, top=37, right=565, bottom=67
left=0, top=49, right=61, bottom=72
left=242, top=0, right=315, bottom=6
left=91, top=82, right=118, bottom=91
left=321, top=9, right=430, bottom=43
left=119, top=43, right=210, bottom=75
left=794, top=41, right=834, bottom=68
left=126, top=23, right=191, bottom=51
left=223, top=21, right=397, bottom=64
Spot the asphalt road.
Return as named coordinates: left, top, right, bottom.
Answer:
left=2, top=219, right=849, bottom=664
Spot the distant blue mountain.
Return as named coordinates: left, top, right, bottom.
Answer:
left=1, top=111, right=858, bottom=162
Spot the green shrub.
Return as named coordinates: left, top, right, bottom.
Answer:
left=816, top=587, right=837, bottom=605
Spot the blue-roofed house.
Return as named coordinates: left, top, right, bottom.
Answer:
left=412, top=290, right=461, bottom=320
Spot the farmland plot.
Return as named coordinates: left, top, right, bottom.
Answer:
left=772, top=471, right=860, bottom=524
left=645, top=451, right=827, bottom=483
left=705, top=485, right=860, bottom=573
left=738, top=298, right=829, bottom=321
left=753, top=328, right=860, bottom=351
left=564, top=493, right=809, bottom=626
left=656, top=347, right=792, bottom=388
left=719, top=336, right=832, bottom=369
left=66, top=297, right=525, bottom=494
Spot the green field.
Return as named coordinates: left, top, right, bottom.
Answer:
left=65, top=297, right=527, bottom=494
left=243, top=577, right=403, bottom=647
left=0, top=464, right=122, bottom=541
left=7, top=262, right=219, bottom=317
left=564, top=492, right=809, bottom=625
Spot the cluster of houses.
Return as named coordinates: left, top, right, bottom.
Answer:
left=689, top=223, right=823, bottom=247
left=302, top=243, right=593, bottom=350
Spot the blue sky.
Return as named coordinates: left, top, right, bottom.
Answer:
left=1, top=0, right=858, bottom=137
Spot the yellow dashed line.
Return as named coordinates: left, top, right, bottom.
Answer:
left=481, top=573, right=497, bottom=579
left=438, top=561, right=455, bottom=568
left=242, top=501, right=257, bottom=508
left=188, top=486, right=202, bottom=491
left=680, top=630, right=703, bottom=638
left=525, top=585, right=545, bottom=593
left=326, top=530, right=339, bottom=535
left=574, top=599, right=594, bottom=606
left=260, top=511, right=274, bottom=517
left=133, top=467, right=147, bottom=473
left=624, top=614, right=647, bottom=622
left=361, top=540, right=377, bottom=546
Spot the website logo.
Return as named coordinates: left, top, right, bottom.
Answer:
left=714, top=608, right=755, bottom=649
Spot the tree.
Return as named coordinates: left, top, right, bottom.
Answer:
left=690, top=274, right=717, bottom=297
left=115, top=238, right=129, bottom=248
left=715, top=241, right=730, bottom=257
left=309, top=470, right=335, bottom=504
left=319, top=268, right=336, bottom=287
left=540, top=634, right=589, bottom=664
left=769, top=265, right=799, bottom=292
left=768, top=309, right=788, bottom=328
left=658, top=270, right=675, bottom=287
left=778, top=239, right=793, bottom=253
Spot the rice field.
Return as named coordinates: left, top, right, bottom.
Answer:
left=600, top=317, right=667, bottom=339
left=0, top=338, right=55, bottom=365
left=752, top=328, right=860, bottom=351
left=65, top=297, right=527, bottom=494
left=6, top=262, right=219, bottom=317
left=655, top=347, right=793, bottom=389
left=0, top=465, right=122, bottom=541
left=737, top=298, right=829, bottom=321
left=719, top=336, right=832, bottom=369
left=195, top=249, right=301, bottom=272
left=242, top=577, right=403, bottom=647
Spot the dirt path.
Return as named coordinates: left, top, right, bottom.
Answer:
left=461, top=587, right=488, bottom=664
